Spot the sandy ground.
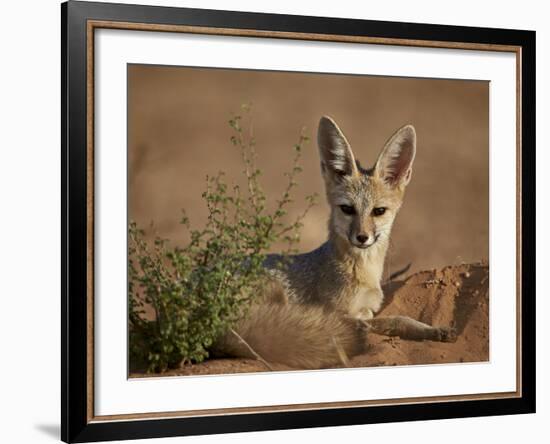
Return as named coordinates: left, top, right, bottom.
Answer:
left=130, top=262, right=488, bottom=378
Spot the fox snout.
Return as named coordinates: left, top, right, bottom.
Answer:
left=351, top=232, right=379, bottom=249
left=349, top=217, right=379, bottom=249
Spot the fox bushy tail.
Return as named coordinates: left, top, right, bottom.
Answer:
left=212, top=303, right=367, bottom=369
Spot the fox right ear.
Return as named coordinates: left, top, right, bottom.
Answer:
left=374, top=124, right=416, bottom=189
left=317, top=116, right=358, bottom=182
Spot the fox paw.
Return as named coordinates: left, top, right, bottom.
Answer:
left=355, top=308, right=375, bottom=321
left=437, top=326, right=458, bottom=343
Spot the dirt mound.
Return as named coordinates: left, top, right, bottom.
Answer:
left=130, top=263, right=488, bottom=378
left=351, top=262, right=489, bottom=368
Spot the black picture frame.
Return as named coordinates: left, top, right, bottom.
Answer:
left=61, top=1, right=536, bottom=442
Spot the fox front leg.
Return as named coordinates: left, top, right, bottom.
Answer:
left=348, top=287, right=384, bottom=320
left=364, top=315, right=457, bottom=342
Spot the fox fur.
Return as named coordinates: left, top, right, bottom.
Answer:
left=211, top=116, right=455, bottom=369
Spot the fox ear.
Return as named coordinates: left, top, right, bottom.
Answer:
left=374, top=125, right=416, bottom=189
left=317, top=116, right=358, bottom=181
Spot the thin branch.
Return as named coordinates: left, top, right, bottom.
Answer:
left=332, top=336, right=350, bottom=367
left=230, top=327, right=274, bottom=371
left=384, top=262, right=412, bottom=284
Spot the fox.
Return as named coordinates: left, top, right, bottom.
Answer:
left=212, top=116, right=456, bottom=369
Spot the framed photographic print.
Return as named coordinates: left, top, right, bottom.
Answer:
left=61, top=0, right=536, bottom=442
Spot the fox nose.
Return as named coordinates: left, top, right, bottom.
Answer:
left=356, top=234, right=369, bottom=244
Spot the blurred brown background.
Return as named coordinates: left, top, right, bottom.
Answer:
left=128, top=64, right=488, bottom=276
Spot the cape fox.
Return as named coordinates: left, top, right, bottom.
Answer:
left=212, top=116, right=456, bottom=369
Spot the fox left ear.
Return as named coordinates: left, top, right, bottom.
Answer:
left=317, top=116, right=359, bottom=182
left=374, top=125, right=416, bottom=189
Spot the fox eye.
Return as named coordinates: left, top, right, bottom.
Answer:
left=372, top=207, right=387, bottom=217
left=339, top=205, right=356, bottom=215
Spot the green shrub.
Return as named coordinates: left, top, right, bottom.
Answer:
left=129, top=106, right=317, bottom=373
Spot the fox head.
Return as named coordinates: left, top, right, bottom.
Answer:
left=317, top=116, right=416, bottom=253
